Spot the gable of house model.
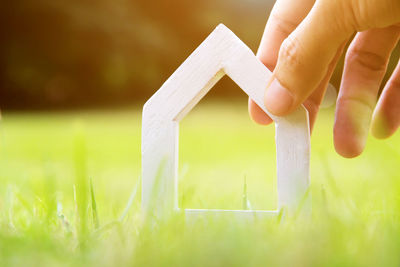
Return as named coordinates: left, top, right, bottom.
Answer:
left=142, top=24, right=310, bottom=219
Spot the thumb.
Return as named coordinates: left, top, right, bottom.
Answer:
left=264, top=0, right=354, bottom=116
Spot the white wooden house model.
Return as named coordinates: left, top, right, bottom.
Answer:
left=141, top=24, right=310, bottom=220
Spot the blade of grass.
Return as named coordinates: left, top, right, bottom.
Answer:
left=73, top=121, right=89, bottom=243
left=6, top=185, right=16, bottom=231
left=242, top=176, right=248, bottom=210
left=43, top=161, right=57, bottom=224
left=119, top=176, right=141, bottom=222
left=242, top=176, right=252, bottom=210
left=57, top=201, right=72, bottom=234
left=90, top=178, right=100, bottom=230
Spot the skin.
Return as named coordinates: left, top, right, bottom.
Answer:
left=248, top=0, right=400, bottom=158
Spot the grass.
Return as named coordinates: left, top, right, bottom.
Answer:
left=0, top=101, right=400, bottom=266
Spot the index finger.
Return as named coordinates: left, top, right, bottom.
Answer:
left=249, top=0, right=316, bottom=125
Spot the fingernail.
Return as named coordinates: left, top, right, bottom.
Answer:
left=264, top=79, right=294, bottom=115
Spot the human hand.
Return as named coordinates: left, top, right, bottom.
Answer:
left=249, top=0, right=400, bottom=157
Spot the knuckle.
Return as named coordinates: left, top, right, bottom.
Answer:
left=346, top=0, right=366, bottom=30
left=346, top=0, right=378, bottom=30
left=346, top=48, right=388, bottom=74
left=339, top=94, right=375, bottom=113
left=279, top=36, right=305, bottom=68
left=269, top=13, right=298, bottom=37
left=347, top=0, right=400, bottom=30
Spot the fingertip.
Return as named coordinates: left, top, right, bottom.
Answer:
left=371, top=112, right=396, bottom=139
left=248, top=98, right=273, bottom=125
left=333, top=102, right=369, bottom=158
left=333, top=128, right=365, bottom=158
left=370, top=79, right=400, bottom=139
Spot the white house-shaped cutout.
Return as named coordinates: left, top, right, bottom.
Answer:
left=142, top=24, right=310, bottom=219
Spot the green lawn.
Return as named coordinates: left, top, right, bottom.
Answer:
left=0, top=101, right=400, bottom=266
